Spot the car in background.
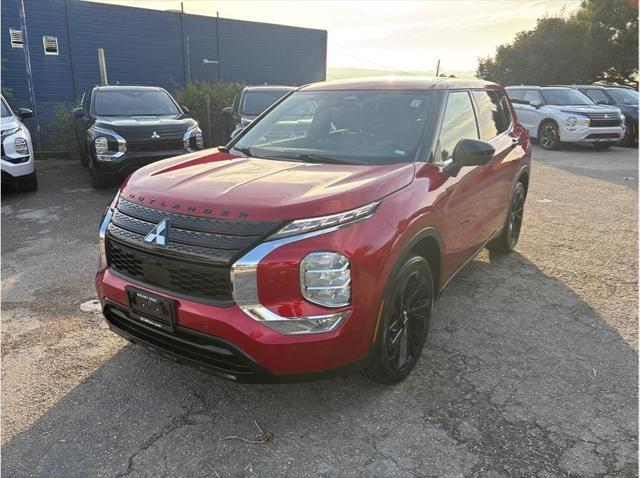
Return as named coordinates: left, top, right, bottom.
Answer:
left=505, top=86, right=624, bottom=150
left=565, top=85, right=638, bottom=147
left=1, top=95, right=37, bottom=192
left=222, top=85, right=295, bottom=139
left=96, top=77, right=531, bottom=384
left=73, top=86, right=204, bottom=188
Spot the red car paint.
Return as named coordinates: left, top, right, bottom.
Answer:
left=96, top=77, right=531, bottom=381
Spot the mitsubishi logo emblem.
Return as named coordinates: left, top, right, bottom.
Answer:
left=144, top=219, right=169, bottom=245
left=151, top=131, right=160, bottom=139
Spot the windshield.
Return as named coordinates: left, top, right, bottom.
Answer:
left=1, top=98, right=12, bottom=118
left=606, top=88, right=639, bottom=105
left=241, top=90, right=291, bottom=116
left=234, top=90, right=434, bottom=165
left=94, top=90, right=179, bottom=116
left=541, top=89, right=593, bottom=106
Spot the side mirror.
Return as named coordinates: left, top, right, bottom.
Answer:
left=529, top=100, right=542, bottom=108
left=444, top=139, right=495, bottom=177
left=181, top=105, right=190, bottom=113
left=596, top=100, right=609, bottom=105
left=72, top=107, right=84, bottom=118
left=230, top=127, right=242, bottom=139
left=16, top=108, right=33, bottom=119
left=222, top=106, right=234, bottom=117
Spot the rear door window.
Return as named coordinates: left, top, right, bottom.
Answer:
left=472, top=90, right=512, bottom=140
left=522, top=90, right=543, bottom=104
left=436, top=91, right=478, bottom=163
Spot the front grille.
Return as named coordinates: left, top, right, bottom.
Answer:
left=106, top=198, right=284, bottom=304
left=104, top=303, right=262, bottom=380
left=112, top=124, right=187, bottom=141
left=590, top=119, right=621, bottom=127
left=127, top=138, right=184, bottom=152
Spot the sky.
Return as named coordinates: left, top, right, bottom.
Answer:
left=93, top=0, right=582, bottom=74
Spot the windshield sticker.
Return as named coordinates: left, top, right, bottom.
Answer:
left=394, top=150, right=406, bottom=156
left=409, top=99, right=423, bottom=108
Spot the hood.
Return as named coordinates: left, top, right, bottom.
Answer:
left=121, top=150, right=415, bottom=221
left=545, top=104, right=621, bottom=115
left=615, top=103, right=638, bottom=120
left=0, top=115, right=20, bottom=134
left=94, top=115, right=194, bottom=132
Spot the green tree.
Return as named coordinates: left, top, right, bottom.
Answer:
left=477, top=0, right=638, bottom=86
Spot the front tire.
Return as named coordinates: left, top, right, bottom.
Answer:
left=487, top=181, right=525, bottom=255
left=593, top=142, right=614, bottom=151
left=363, top=254, right=433, bottom=384
left=89, top=164, right=113, bottom=189
left=538, top=120, right=560, bottom=150
left=19, top=172, right=38, bottom=192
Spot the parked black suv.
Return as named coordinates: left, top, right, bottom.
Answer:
left=73, top=86, right=204, bottom=187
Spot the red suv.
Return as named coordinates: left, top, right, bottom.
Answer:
left=96, top=77, right=531, bottom=384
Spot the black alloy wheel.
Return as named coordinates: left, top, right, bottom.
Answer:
left=364, top=254, right=433, bottom=384
left=487, top=181, right=526, bottom=255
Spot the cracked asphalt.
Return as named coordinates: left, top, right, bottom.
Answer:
left=1, top=144, right=638, bottom=477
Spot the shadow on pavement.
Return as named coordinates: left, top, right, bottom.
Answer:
left=2, top=251, right=638, bottom=477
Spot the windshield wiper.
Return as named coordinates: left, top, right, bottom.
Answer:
left=275, top=153, right=359, bottom=165
left=231, top=146, right=253, bottom=157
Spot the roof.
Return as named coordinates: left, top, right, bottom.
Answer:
left=505, top=85, right=573, bottom=90
left=94, top=85, right=165, bottom=91
left=243, top=85, right=296, bottom=92
left=300, top=76, right=501, bottom=91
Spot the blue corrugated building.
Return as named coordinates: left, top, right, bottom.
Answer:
left=1, top=0, right=327, bottom=145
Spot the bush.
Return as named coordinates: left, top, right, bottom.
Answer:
left=43, top=104, right=79, bottom=159
left=172, top=81, right=245, bottom=147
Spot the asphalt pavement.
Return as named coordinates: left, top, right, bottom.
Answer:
left=1, top=144, right=638, bottom=477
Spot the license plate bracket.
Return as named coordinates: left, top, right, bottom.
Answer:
left=126, top=286, right=176, bottom=332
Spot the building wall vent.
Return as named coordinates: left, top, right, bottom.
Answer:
left=9, top=28, right=23, bottom=48
left=43, top=36, right=59, bottom=55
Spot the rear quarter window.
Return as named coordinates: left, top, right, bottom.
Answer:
left=472, top=90, right=512, bottom=140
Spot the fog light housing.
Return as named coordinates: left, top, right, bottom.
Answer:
left=300, top=252, right=350, bottom=308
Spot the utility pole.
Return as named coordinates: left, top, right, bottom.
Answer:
left=216, top=11, right=222, bottom=81
left=435, top=59, right=440, bottom=77
left=19, top=0, right=41, bottom=149
left=98, top=48, right=108, bottom=85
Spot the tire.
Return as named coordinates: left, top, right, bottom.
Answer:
left=90, top=166, right=113, bottom=189
left=487, top=181, right=525, bottom=255
left=593, top=142, right=614, bottom=151
left=538, top=120, right=560, bottom=150
left=363, top=254, right=434, bottom=385
left=18, top=173, right=38, bottom=192
left=79, top=148, right=89, bottom=167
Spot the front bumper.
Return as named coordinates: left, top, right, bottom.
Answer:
left=560, top=125, right=625, bottom=143
left=93, top=149, right=190, bottom=175
left=95, top=210, right=397, bottom=381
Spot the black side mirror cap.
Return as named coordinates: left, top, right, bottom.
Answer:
left=222, top=106, right=234, bottom=117
left=444, top=139, right=495, bottom=177
left=16, top=108, right=33, bottom=119
left=72, top=107, right=84, bottom=118
left=596, top=100, right=609, bottom=105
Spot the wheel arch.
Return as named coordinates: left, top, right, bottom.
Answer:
left=389, top=227, right=444, bottom=300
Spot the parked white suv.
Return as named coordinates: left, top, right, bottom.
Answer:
left=1, top=95, right=37, bottom=191
left=506, top=86, right=625, bottom=150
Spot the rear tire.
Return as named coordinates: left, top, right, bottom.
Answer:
left=19, top=173, right=38, bottom=192
left=363, top=254, right=433, bottom=385
left=487, top=181, right=525, bottom=255
left=538, top=120, right=560, bottom=150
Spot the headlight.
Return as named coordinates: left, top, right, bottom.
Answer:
left=271, top=201, right=380, bottom=240
left=92, top=127, right=127, bottom=161
left=95, top=137, right=109, bottom=154
left=14, top=137, right=29, bottom=155
left=300, top=252, right=351, bottom=308
left=565, top=117, right=577, bottom=127
left=183, top=124, right=204, bottom=151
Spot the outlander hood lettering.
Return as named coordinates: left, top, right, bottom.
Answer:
left=144, top=219, right=169, bottom=245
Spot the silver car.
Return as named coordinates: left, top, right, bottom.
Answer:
left=1, top=95, right=37, bottom=191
